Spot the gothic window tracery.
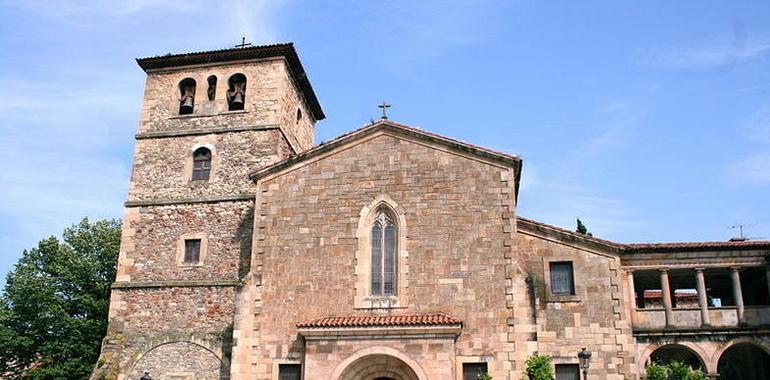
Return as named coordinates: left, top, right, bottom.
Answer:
left=371, top=209, right=397, bottom=296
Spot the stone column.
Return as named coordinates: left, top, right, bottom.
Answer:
left=766, top=265, right=770, bottom=303
left=731, top=267, right=745, bottom=325
left=660, top=268, right=674, bottom=328
left=627, top=270, right=638, bottom=325
left=695, top=268, right=710, bottom=327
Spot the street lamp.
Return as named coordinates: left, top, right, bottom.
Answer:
left=140, top=372, right=152, bottom=380
left=577, top=347, right=592, bottom=380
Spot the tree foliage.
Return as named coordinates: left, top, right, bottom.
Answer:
left=477, top=371, right=493, bottom=380
left=525, top=354, right=555, bottom=380
left=644, top=361, right=708, bottom=380
left=0, top=218, right=121, bottom=379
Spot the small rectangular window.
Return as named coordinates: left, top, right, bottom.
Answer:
left=550, top=261, right=575, bottom=295
left=278, top=364, right=301, bottom=380
left=555, top=364, right=580, bottom=380
left=462, top=362, right=488, bottom=380
left=184, top=239, right=201, bottom=264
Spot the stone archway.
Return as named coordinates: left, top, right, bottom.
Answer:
left=129, top=341, right=224, bottom=380
left=717, top=342, right=770, bottom=380
left=648, top=344, right=705, bottom=371
left=338, top=354, right=420, bottom=380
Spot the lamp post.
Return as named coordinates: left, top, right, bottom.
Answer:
left=577, top=347, right=592, bottom=380
left=140, top=372, right=152, bottom=380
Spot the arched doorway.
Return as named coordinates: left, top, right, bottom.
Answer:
left=339, top=354, right=419, bottom=380
left=648, top=344, right=704, bottom=371
left=718, top=342, right=770, bottom=380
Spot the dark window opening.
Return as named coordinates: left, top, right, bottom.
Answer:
left=184, top=239, right=201, bottom=264
left=555, top=364, right=580, bottom=380
left=550, top=261, right=575, bottom=295
left=741, top=267, right=770, bottom=306
left=371, top=209, right=396, bottom=296
left=207, top=75, right=217, bottom=101
left=278, top=364, right=301, bottom=380
left=462, top=362, right=488, bottom=380
left=192, top=147, right=212, bottom=181
left=227, top=73, right=247, bottom=111
left=178, top=78, right=196, bottom=115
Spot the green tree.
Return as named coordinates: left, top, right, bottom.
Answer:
left=643, top=361, right=708, bottom=380
left=525, top=354, right=555, bottom=380
left=0, top=218, right=121, bottom=379
left=477, top=371, right=493, bottom=380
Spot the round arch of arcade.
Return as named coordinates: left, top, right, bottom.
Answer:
left=124, top=336, right=227, bottom=379
left=639, top=339, right=770, bottom=377
left=331, top=346, right=428, bottom=380
left=638, top=342, right=709, bottom=374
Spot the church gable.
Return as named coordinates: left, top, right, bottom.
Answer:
left=250, top=120, right=522, bottom=188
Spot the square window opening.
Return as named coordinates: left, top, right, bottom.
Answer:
left=550, top=261, right=575, bottom=296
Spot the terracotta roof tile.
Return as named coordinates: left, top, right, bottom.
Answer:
left=297, top=313, right=462, bottom=328
left=516, top=216, right=770, bottom=254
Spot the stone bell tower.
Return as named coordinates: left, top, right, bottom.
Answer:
left=92, top=43, right=324, bottom=380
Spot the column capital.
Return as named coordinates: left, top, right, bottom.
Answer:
left=694, top=267, right=705, bottom=273
left=659, top=268, right=670, bottom=273
left=730, top=266, right=742, bottom=272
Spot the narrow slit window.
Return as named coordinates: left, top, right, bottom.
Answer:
left=192, top=147, right=211, bottom=181
left=184, top=239, right=201, bottom=264
left=370, top=209, right=396, bottom=296
left=207, top=75, right=217, bottom=101
left=550, top=261, right=575, bottom=295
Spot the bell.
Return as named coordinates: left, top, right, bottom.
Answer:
left=180, top=96, right=194, bottom=114
left=230, top=92, right=244, bottom=109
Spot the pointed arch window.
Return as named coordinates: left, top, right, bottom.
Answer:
left=192, top=147, right=211, bottom=181
left=371, top=210, right=397, bottom=296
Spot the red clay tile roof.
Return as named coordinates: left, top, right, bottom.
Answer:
left=624, top=240, right=770, bottom=253
left=516, top=216, right=770, bottom=254
left=297, top=313, right=462, bottom=328
left=643, top=290, right=698, bottom=299
left=136, top=43, right=325, bottom=120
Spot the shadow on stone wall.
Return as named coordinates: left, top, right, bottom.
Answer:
left=235, top=204, right=255, bottom=280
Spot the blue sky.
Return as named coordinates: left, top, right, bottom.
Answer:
left=1, top=1, right=769, bottom=283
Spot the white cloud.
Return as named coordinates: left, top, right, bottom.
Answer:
left=728, top=153, right=770, bottom=184
left=640, top=35, right=770, bottom=69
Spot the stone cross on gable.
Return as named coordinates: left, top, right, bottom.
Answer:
left=378, top=101, right=391, bottom=120
left=235, top=37, right=252, bottom=49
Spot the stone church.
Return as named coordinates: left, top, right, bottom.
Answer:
left=92, top=44, right=770, bottom=380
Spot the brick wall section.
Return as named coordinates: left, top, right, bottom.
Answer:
left=128, top=131, right=284, bottom=201
left=515, top=231, right=635, bottom=380
left=113, top=286, right=236, bottom=335
left=277, top=62, right=315, bottom=150
left=235, top=133, right=519, bottom=379
left=118, top=201, right=253, bottom=282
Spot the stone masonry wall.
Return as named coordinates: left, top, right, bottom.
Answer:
left=277, top=62, right=315, bottom=150
left=139, top=59, right=290, bottom=133
left=117, top=201, right=253, bottom=282
left=128, top=131, right=283, bottom=201
left=238, top=133, right=520, bottom=379
left=515, top=231, right=636, bottom=380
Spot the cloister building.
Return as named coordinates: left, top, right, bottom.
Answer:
left=91, top=43, right=770, bottom=380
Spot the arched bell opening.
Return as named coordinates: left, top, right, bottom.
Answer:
left=178, top=78, right=196, bottom=115
left=227, top=73, right=247, bottom=111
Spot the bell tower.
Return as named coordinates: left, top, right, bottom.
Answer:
left=92, top=43, right=324, bottom=380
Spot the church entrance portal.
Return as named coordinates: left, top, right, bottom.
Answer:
left=338, top=354, right=419, bottom=380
